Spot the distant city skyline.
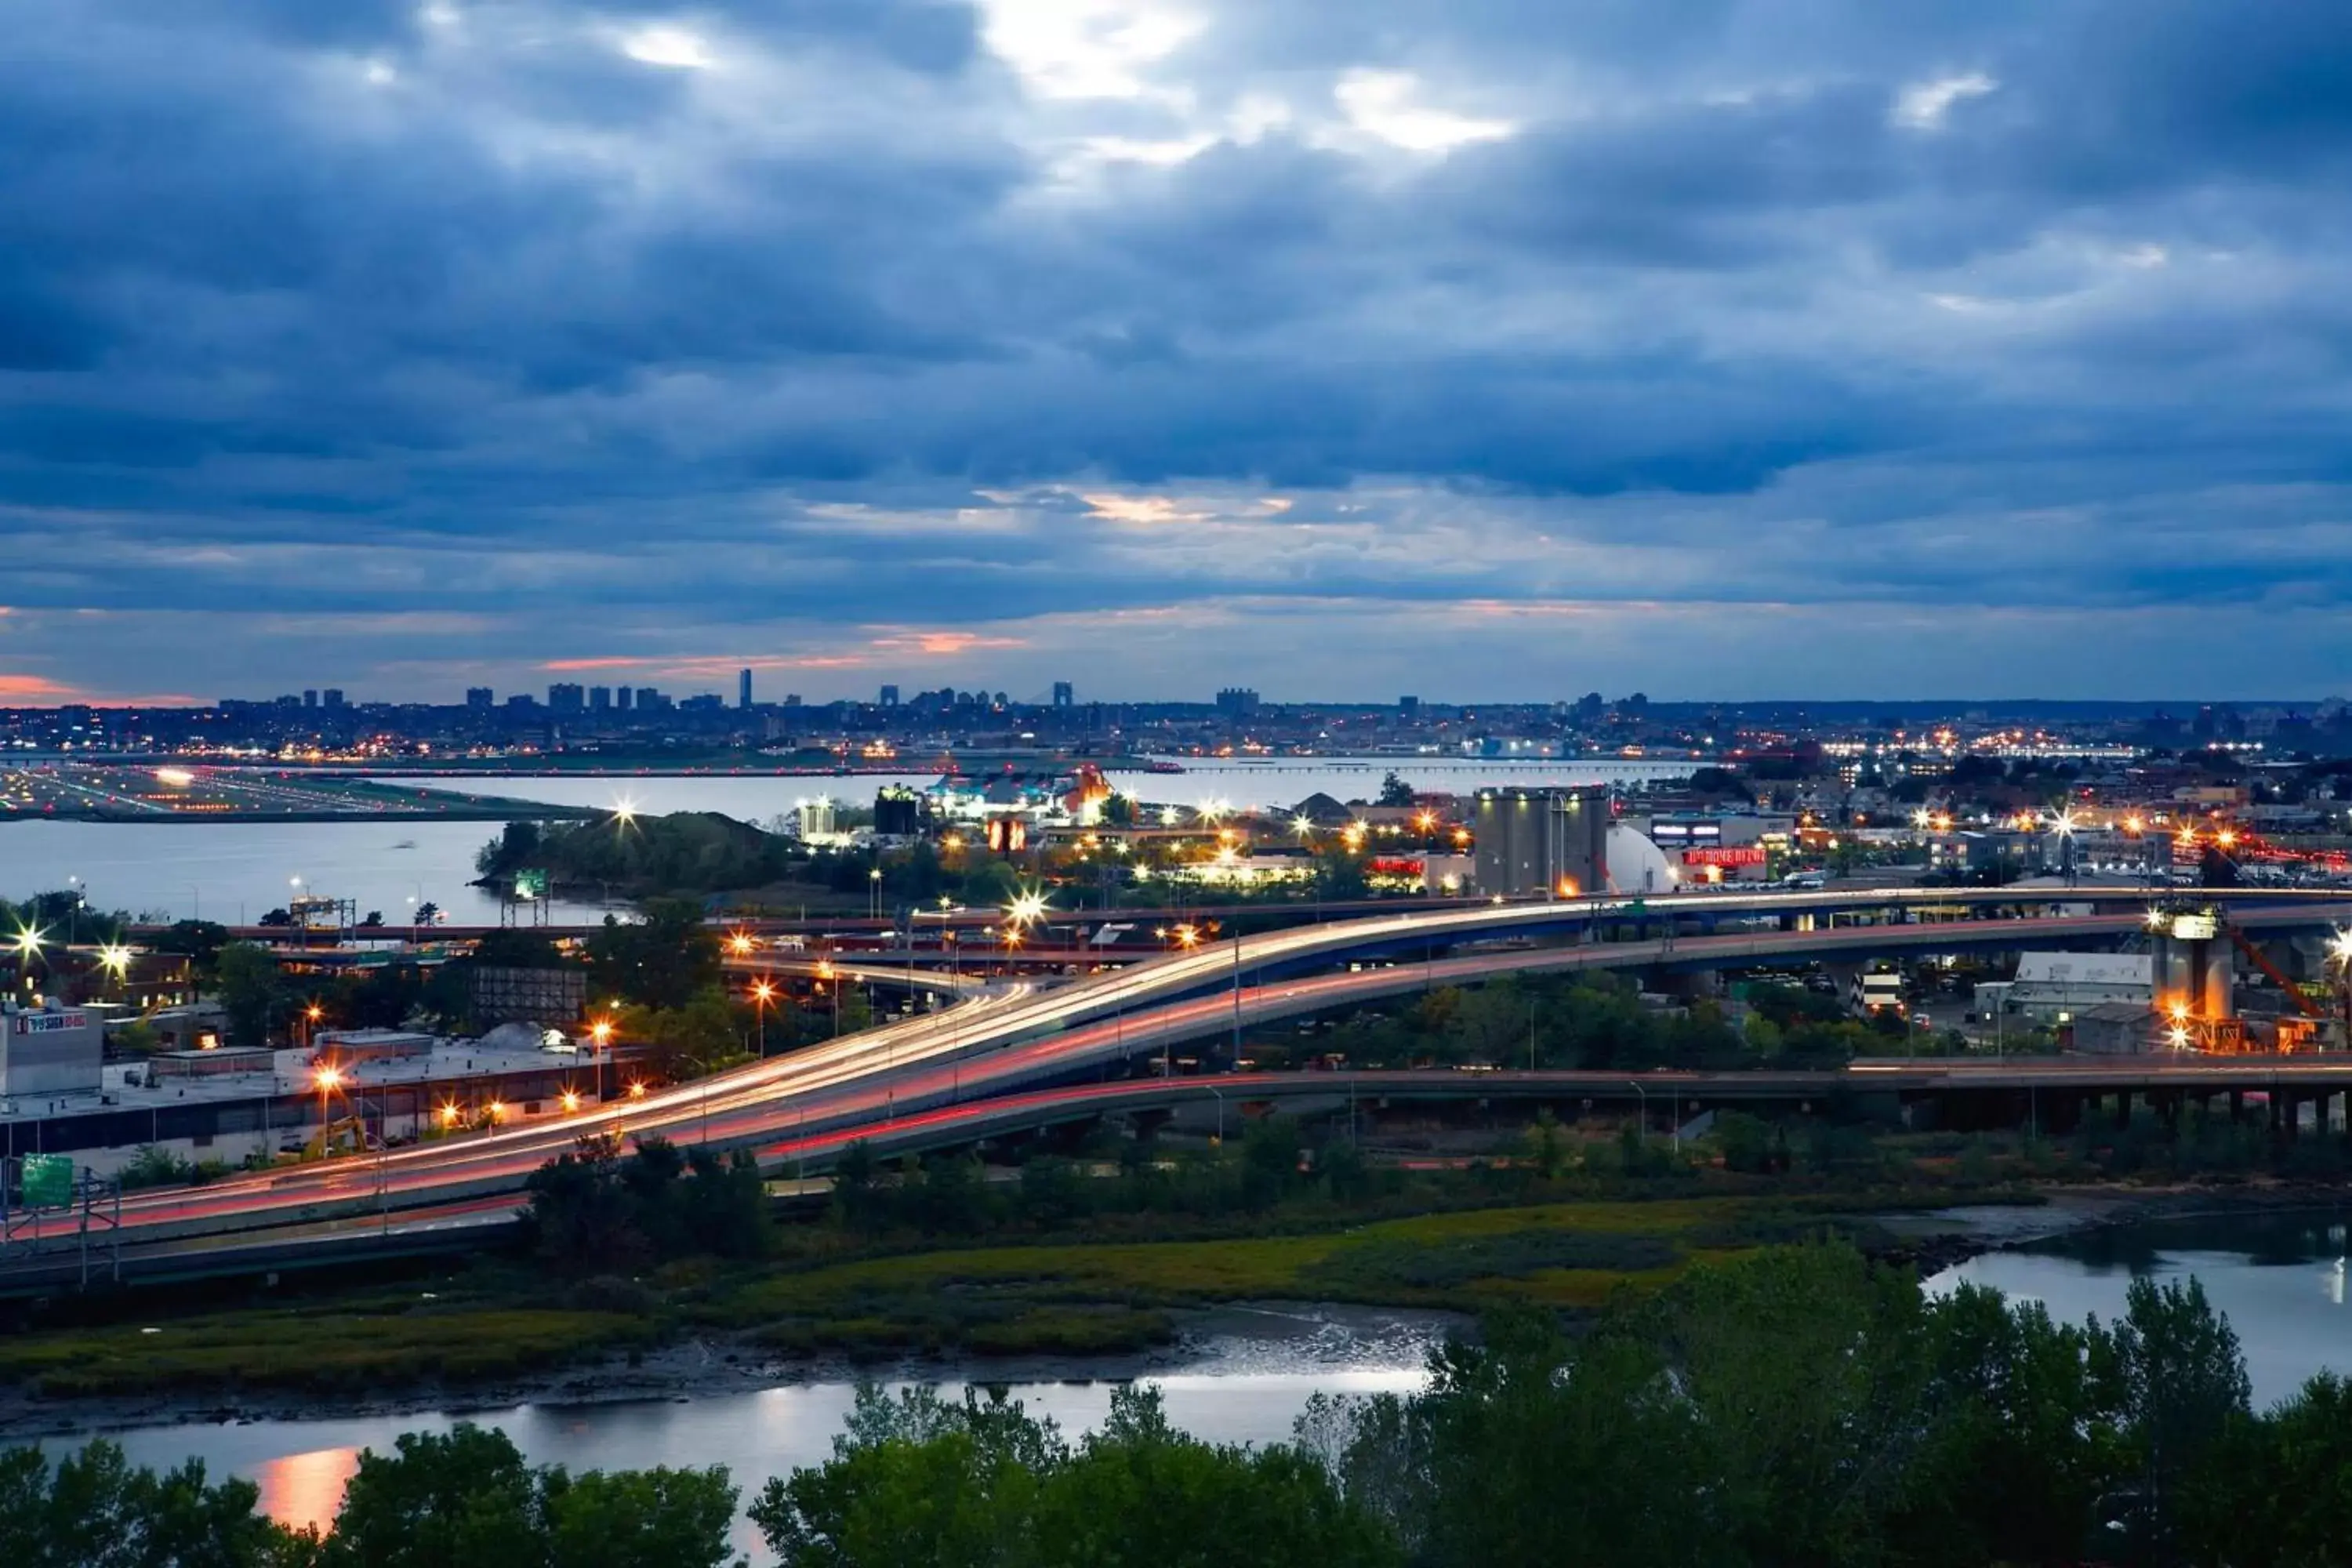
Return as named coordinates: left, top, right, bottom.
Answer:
left=4, top=5, right=2350, bottom=702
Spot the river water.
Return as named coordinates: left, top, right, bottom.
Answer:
left=26, top=1210, right=2352, bottom=1560
left=34, top=1305, right=1443, bottom=1563
left=0, top=757, right=1695, bottom=924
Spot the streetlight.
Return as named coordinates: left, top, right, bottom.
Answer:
left=2329, top=928, right=2352, bottom=1045
left=590, top=1017, right=614, bottom=1100
left=727, top=930, right=757, bottom=959
left=97, top=944, right=130, bottom=997
left=313, top=1063, right=343, bottom=1152
left=12, top=924, right=45, bottom=988
left=750, top=978, right=776, bottom=1057
left=869, top=866, right=884, bottom=920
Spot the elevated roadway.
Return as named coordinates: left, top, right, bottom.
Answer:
left=10, top=888, right=2351, bottom=1273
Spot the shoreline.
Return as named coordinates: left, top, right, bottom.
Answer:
left=8, top=1301, right=1463, bottom=1443
left=12, top=1184, right=2348, bottom=1446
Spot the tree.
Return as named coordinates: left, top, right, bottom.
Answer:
left=324, top=1426, right=543, bottom=1568
left=150, top=919, right=233, bottom=978
left=476, top=820, right=545, bottom=880
left=321, top=1423, right=739, bottom=1568
left=750, top=1385, right=1390, bottom=1568
left=1893, top=1284, right=2122, bottom=1567
left=1652, top=1243, right=1933, bottom=1567
left=0, top=1439, right=296, bottom=1568
left=1377, top=771, right=1416, bottom=808
left=588, top=901, right=719, bottom=1011
left=216, top=942, right=283, bottom=1049
left=543, top=1466, right=741, bottom=1568
left=2110, top=1275, right=2250, bottom=1559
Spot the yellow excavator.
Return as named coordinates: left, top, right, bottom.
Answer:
left=302, top=1116, right=381, bottom=1160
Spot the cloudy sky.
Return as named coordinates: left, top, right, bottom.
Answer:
left=5, top=1, right=2350, bottom=706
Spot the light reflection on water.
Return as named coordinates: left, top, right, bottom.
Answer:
left=46, top=1320, right=1440, bottom=1561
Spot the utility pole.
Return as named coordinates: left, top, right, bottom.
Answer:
left=1230, top=921, right=1243, bottom=1066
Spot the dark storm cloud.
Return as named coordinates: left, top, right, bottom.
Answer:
left=3, top=0, right=2352, bottom=699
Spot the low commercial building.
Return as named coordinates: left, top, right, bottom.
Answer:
left=1628, top=812, right=1797, bottom=884
left=0, top=1036, right=638, bottom=1178
left=2072, top=1000, right=2160, bottom=1055
left=1, top=1001, right=103, bottom=1101
left=1973, top=951, right=2152, bottom=1029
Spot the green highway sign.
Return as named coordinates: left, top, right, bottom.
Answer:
left=20, top=1153, right=73, bottom=1208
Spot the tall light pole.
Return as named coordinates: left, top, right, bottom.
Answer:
left=314, top=1063, right=343, bottom=1154
left=1230, top=920, right=1243, bottom=1068
left=591, top=1016, right=614, bottom=1101
left=750, top=979, right=775, bottom=1058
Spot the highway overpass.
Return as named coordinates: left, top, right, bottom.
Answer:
left=9, top=887, right=2352, bottom=1277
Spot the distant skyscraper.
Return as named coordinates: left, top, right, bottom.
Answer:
left=1214, top=688, right=1261, bottom=718
left=615, top=687, right=633, bottom=712
left=739, top=667, right=753, bottom=710
left=303, top=689, right=318, bottom=710
left=1399, top=695, right=1420, bottom=717
left=1052, top=681, right=1074, bottom=708
left=880, top=684, right=900, bottom=707
left=466, top=687, right=493, bottom=710
left=589, top=686, right=612, bottom=711
left=635, top=686, right=661, bottom=710
left=547, top=683, right=585, bottom=712
left=322, top=689, right=347, bottom=710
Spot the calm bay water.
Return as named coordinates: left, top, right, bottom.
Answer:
left=30, top=1212, right=2352, bottom=1559
left=38, top=1308, right=1443, bottom=1563
left=1931, top=1208, right=2352, bottom=1407
left=0, top=757, right=1697, bottom=921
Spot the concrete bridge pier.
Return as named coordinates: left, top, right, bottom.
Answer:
left=2111, top=1089, right=2132, bottom=1131
left=2229, top=1089, right=2246, bottom=1123
left=2270, top=1091, right=2297, bottom=1141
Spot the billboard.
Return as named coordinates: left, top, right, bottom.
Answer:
left=19, top=1153, right=73, bottom=1208
left=1682, top=845, right=1766, bottom=868
left=512, top=868, right=550, bottom=901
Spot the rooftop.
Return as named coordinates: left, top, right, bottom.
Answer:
left=0, top=1039, right=593, bottom=1125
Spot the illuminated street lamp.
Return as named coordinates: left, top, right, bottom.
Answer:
left=96, top=943, right=131, bottom=993
left=590, top=1016, right=614, bottom=1099
left=750, top=978, right=776, bottom=1056
left=313, top=1063, right=343, bottom=1149
left=2329, top=928, right=2352, bottom=1044
left=12, top=924, right=45, bottom=984
left=560, top=1088, right=581, bottom=1114
left=1173, top=923, right=1201, bottom=950
left=726, top=930, right=757, bottom=958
